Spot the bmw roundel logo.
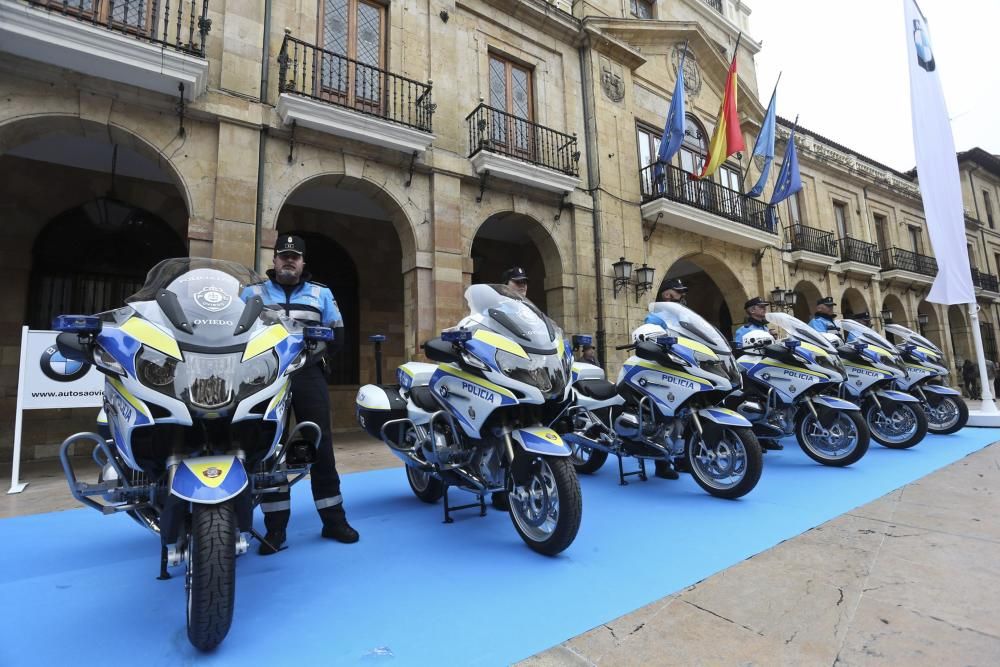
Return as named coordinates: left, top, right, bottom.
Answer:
left=762, top=372, right=771, bottom=381
left=638, top=378, right=648, bottom=387
left=40, top=345, right=90, bottom=383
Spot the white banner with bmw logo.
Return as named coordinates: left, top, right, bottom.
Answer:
left=9, top=327, right=103, bottom=493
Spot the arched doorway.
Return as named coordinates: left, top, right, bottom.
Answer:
left=841, top=287, right=869, bottom=318
left=470, top=212, right=562, bottom=317
left=792, top=279, right=822, bottom=323
left=881, top=293, right=908, bottom=340
left=917, top=301, right=944, bottom=351
left=663, top=253, right=747, bottom=338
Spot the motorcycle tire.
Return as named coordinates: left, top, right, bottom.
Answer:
left=405, top=465, right=445, bottom=503
left=925, top=395, right=968, bottom=435
left=795, top=409, right=869, bottom=467
left=186, top=502, right=237, bottom=652
left=867, top=402, right=928, bottom=449
left=568, top=443, right=609, bottom=474
left=685, top=426, right=762, bottom=500
left=508, top=455, right=582, bottom=556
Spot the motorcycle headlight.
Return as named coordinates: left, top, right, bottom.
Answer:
left=495, top=349, right=565, bottom=394
left=137, top=347, right=177, bottom=388
left=93, top=344, right=124, bottom=375
left=239, top=351, right=279, bottom=392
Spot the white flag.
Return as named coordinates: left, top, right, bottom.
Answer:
left=904, top=0, right=974, bottom=305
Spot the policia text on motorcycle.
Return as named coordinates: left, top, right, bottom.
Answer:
left=244, top=235, right=359, bottom=553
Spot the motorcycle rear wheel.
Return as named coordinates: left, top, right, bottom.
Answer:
left=406, top=465, right=445, bottom=503
left=186, top=502, right=237, bottom=652
left=508, top=456, right=582, bottom=556
left=568, top=442, right=609, bottom=474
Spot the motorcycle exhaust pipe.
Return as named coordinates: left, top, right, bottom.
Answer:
left=562, top=431, right=616, bottom=455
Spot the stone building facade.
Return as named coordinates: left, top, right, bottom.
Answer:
left=0, top=0, right=994, bottom=458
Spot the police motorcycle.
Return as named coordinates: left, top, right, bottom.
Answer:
left=837, top=319, right=928, bottom=448
left=355, top=284, right=582, bottom=556
left=554, top=302, right=763, bottom=500
left=885, top=323, right=968, bottom=434
left=53, top=258, right=332, bottom=651
left=727, top=312, right=870, bottom=467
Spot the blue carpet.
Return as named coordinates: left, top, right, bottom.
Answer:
left=2, top=428, right=997, bottom=666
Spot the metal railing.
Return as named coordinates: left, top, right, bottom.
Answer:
left=972, top=268, right=1000, bottom=292
left=837, top=236, right=880, bottom=266
left=703, top=0, right=723, bottom=12
left=880, top=247, right=937, bottom=276
left=278, top=33, right=434, bottom=133
left=467, top=103, right=579, bottom=176
left=25, top=0, right=212, bottom=56
left=640, top=162, right=776, bottom=234
left=786, top=224, right=837, bottom=257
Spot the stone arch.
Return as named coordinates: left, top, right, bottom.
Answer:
left=792, top=279, right=823, bottom=323
left=664, top=251, right=748, bottom=337
left=917, top=300, right=945, bottom=352
left=840, top=287, right=869, bottom=318
left=881, top=293, right=909, bottom=330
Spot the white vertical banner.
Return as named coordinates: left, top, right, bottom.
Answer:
left=903, top=0, right=974, bottom=305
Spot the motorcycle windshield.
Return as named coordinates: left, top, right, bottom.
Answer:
left=648, top=302, right=731, bottom=355
left=885, top=324, right=943, bottom=355
left=126, top=258, right=270, bottom=347
left=841, top=320, right=897, bottom=354
left=766, top=312, right=838, bottom=353
left=465, top=284, right=559, bottom=349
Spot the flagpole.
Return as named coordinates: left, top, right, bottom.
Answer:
left=968, top=304, right=998, bottom=412
left=740, top=72, right=781, bottom=195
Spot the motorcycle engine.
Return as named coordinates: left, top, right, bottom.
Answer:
left=613, top=411, right=640, bottom=439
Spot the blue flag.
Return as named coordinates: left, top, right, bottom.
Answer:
left=653, top=46, right=687, bottom=191
left=770, top=122, right=802, bottom=205
left=747, top=84, right=777, bottom=197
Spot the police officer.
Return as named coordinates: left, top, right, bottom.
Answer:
left=808, top=296, right=840, bottom=335
left=842, top=311, right=872, bottom=343
left=501, top=266, right=529, bottom=298
left=645, top=276, right=687, bottom=479
left=247, top=235, right=359, bottom=554
left=733, top=297, right=772, bottom=349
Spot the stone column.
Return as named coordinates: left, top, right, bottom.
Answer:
left=211, top=121, right=260, bottom=266
left=429, top=172, right=466, bottom=331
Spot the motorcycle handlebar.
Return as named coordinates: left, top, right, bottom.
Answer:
left=615, top=343, right=636, bottom=350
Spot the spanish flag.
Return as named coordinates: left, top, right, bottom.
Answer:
left=692, top=47, right=745, bottom=180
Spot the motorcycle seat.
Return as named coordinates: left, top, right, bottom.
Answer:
left=409, top=385, right=440, bottom=413
left=576, top=379, right=618, bottom=400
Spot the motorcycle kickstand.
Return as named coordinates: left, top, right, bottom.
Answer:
left=442, top=486, right=488, bottom=523
left=251, top=528, right=286, bottom=554
left=616, top=452, right=628, bottom=486
left=157, top=545, right=170, bottom=581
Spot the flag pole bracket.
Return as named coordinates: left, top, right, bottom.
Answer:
left=476, top=170, right=490, bottom=203
left=554, top=191, right=571, bottom=222
left=643, top=212, right=663, bottom=242
left=404, top=151, right=418, bottom=187
left=751, top=245, right=771, bottom=268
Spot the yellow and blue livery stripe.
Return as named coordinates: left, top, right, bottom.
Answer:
left=170, top=456, right=248, bottom=503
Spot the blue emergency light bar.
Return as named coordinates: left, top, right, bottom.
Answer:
left=783, top=339, right=801, bottom=349
left=304, top=326, right=333, bottom=342
left=572, top=334, right=593, bottom=347
left=442, top=328, right=472, bottom=343
left=52, top=315, right=102, bottom=335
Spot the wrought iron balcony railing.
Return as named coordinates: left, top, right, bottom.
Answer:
left=703, top=0, right=723, bottom=12
left=972, top=268, right=999, bottom=292
left=467, top=103, right=580, bottom=176
left=786, top=224, right=837, bottom=257
left=640, top=162, right=776, bottom=234
left=880, top=247, right=937, bottom=276
left=25, top=0, right=212, bottom=56
left=278, top=34, right=434, bottom=133
left=836, top=236, right=880, bottom=266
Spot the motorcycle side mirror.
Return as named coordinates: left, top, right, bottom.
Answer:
left=55, top=332, right=93, bottom=364
left=304, top=326, right=333, bottom=342
left=572, top=334, right=593, bottom=348
left=53, top=314, right=102, bottom=335
left=441, top=328, right=472, bottom=343
left=783, top=339, right=801, bottom=349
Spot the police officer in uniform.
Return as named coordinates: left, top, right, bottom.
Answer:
left=247, top=235, right=359, bottom=554
left=501, top=266, right=529, bottom=298
left=643, top=277, right=687, bottom=479
left=808, top=296, right=840, bottom=335
left=733, top=297, right=772, bottom=349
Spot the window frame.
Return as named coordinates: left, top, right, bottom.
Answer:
left=630, top=0, right=654, bottom=19
left=833, top=200, right=849, bottom=239
left=317, top=0, right=388, bottom=110
left=984, top=189, right=995, bottom=229
left=488, top=52, right=535, bottom=159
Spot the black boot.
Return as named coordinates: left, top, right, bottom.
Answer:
left=258, top=530, right=286, bottom=556
left=319, top=506, right=359, bottom=544
left=491, top=492, right=509, bottom=511
left=654, top=460, right=679, bottom=480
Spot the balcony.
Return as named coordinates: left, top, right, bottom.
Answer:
left=784, top=224, right=838, bottom=269
left=835, top=236, right=881, bottom=278
left=703, top=0, right=723, bottom=12
left=466, top=103, right=580, bottom=194
left=275, top=33, right=435, bottom=154
left=639, top=163, right=778, bottom=249
left=0, top=0, right=211, bottom=99
left=880, top=247, right=937, bottom=285
left=972, top=268, right=1000, bottom=296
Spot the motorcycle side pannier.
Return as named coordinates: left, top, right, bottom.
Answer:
left=356, top=384, right=408, bottom=440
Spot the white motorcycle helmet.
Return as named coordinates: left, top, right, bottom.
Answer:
left=742, top=330, right=775, bottom=348
left=631, top=323, right=667, bottom=344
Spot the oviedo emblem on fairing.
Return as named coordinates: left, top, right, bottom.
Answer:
left=194, top=285, right=232, bottom=312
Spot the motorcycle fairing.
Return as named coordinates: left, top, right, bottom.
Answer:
left=106, top=376, right=154, bottom=470
left=741, top=355, right=833, bottom=403
left=620, top=359, right=714, bottom=417
left=876, top=389, right=921, bottom=403
left=812, top=395, right=861, bottom=411
left=921, top=384, right=961, bottom=396
left=429, top=365, right=518, bottom=437
left=697, top=407, right=752, bottom=427
left=170, top=455, right=249, bottom=503
left=511, top=427, right=570, bottom=456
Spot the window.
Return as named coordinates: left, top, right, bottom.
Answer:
left=719, top=164, right=743, bottom=216
left=984, top=190, right=995, bottom=229
left=630, top=0, right=654, bottom=18
left=679, top=115, right=707, bottom=176
left=319, top=0, right=386, bottom=109
left=968, top=243, right=977, bottom=269
left=43, top=0, right=153, bottom=34
left=787, top=192, right=803, bottom=225
left=489, top=54, right=534, bottom=157
left=909, top=226, right=923, bottom=254
left=872, top=214, right=888, bottom=251
left=637, top=125, right=661, bottom=170
left=833, top=201, right=849, bottom=238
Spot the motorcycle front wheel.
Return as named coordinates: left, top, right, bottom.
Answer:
left=685, top=426, right=763, bottom=499
left=866, top=402, right=928, bottom=449
left=795, top=409, right=870, bottom=467
left=186, top=502, right=237, bottom=651
left=924, top=395, right=968, bottom=435
left=508, top=455, right=582, bottom=556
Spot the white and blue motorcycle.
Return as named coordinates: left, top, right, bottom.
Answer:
left=555, top=302, right=763, bottom=499
left=885, top=323, right=968, bottom=434
left=355, top=284, right=581, bottom=556
left=54, top=259, right=331, bottom=651
left=728, top=312, right=870, bottom=467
